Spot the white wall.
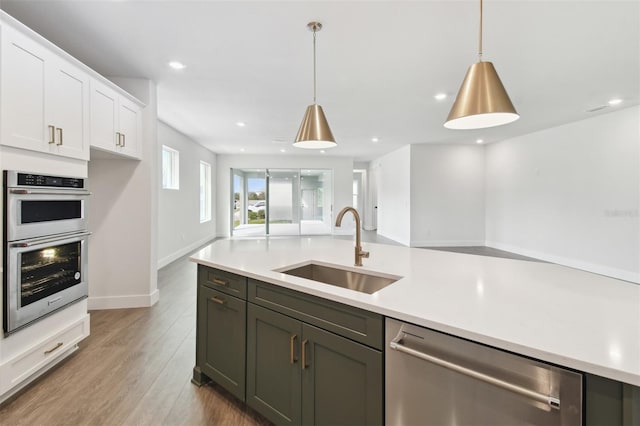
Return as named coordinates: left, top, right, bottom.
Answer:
left=88, top=78, right=160, bottom=309
left=410, top=144, right=485, bottom=247
left=485, top=106, right=640, bottom=283
left=216, top=154, right=354, bottom=237
left=373, top=146, right=411, bottom=246
left=157, top=122, right=216, bottom=268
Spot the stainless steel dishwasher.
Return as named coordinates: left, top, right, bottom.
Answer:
left=386, top=319, right=583, bottom=425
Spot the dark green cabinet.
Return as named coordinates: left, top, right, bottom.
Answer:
left=195, top=285, right=247, bottom=401
left=247, top=303, right=383, bottom=426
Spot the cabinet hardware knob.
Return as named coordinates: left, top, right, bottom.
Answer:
left=48, top=125, right=55, bottom=144
left=44, top=342, right=63, bottom=355
left=210, top=296, right=225, bottom=305
left=56, top=128, right=63, bottom=146
left=301, top=339, right=309, bottom=369
left=290, top=334, right=298, bottom=364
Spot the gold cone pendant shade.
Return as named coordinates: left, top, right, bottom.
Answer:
left=444, top=61, right=519, bottom=129
left=293, top=21, right=337, bottom=149
left=444, top=0, right=519, bottom=129
left=294, top=104, right=336, bottom=149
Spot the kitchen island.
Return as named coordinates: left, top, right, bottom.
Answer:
left=191, top=237, right=640, bottom=424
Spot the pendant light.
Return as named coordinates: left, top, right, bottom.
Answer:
left=293, top=22, right=336, bottom=149
left=445, top=0, right=519, bottom=129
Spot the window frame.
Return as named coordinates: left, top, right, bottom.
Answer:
left=162, top=145, right=180, bottom=190
left=200, top=160, right=212, bottom=223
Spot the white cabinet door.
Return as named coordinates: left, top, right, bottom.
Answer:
left=47, top=56, right=90, bottom=160
left=0, top=26, right=48, bottom=152
left=90, top=80, right=118, bottom=151
left=117, top=97, right=141, bottom=159
left=0, top=25, right=89, bottom=160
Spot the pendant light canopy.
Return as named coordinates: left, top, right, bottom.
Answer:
left=294, top=22, right=336, bottom=149
left=445, top=0, right=519, bottom=130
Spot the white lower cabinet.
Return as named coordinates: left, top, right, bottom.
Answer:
left=90, top=79, right=142, bottom=159
left=0, top=24, right=90, bottom=160
left=0, top=314, right=90, bottom=403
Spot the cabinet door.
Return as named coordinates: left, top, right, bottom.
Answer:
left=117, top=96, right=141, bottom=159
left=90, top=80, right=118, bottom=152
left=302, top=323, right=383, bottom=426
left=247, top=303, right=302, bottom=425
left=0, top=26, right=47, bottom=152
left=197, top=286, right=246, bottom=401
left=47, top=56, right=89, bottom=160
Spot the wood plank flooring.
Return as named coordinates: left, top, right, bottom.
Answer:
left=0, top=256, right=270, bottom=426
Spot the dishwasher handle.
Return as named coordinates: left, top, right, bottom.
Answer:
left=390, top=333, right=561, bottom=410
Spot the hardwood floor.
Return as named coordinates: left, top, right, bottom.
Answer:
left=0, top=256, right=270, bottom=426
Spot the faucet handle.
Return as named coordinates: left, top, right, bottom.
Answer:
left=361, top=250, right=370, bottom=258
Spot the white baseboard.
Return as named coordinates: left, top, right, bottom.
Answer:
left=485, top=241, right=640, bottom=284
left=411, top=240, right=485, bottom=248
left=88, top=288, right=160, bottom=310
left=157, top=235, right=217, bottom=269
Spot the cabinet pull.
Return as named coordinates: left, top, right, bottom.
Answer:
left=116, top=132, right=122, bottom=146
left=301, top=339, right=308, bottom=369
left=121, top=133, right=126, bottom=147
left=48, top=125, right=55, bottom=144
left=290, top=334, right=298, bottom=364
left=210, top=278, right=228, bottom=286
left=56, top=128, right=63, bottom=146
left=210, top=296, right=225, bottom=305
left=44, top=342, right=63, bottom=355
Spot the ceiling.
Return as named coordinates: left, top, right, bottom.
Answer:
left=1, top=1, right=638, bottom=161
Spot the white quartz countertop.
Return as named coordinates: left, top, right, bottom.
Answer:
left=190, top=237, right=640, bottom=387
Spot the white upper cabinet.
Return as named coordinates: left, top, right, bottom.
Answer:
left=0, top=25, right=90, bottom=160
left=90, top=79, right=142, bottom=159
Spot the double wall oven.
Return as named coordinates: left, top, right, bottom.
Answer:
left=3, top=171, right=90, bottom=335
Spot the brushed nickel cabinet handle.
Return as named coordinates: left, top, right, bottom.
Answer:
left=290, top=334, right=298, bottom=364
left=48, top=125, right=55, bottom=144
left=210, top=278, right=228, bottom=286
left=44, top=342, right=63, bottom=355
left=301, top=339, right=308, bottom=369
left=56, top=128, right=63, bottom=146
left=116, top=132, right=122, bottom=146
left=121, top=133, right=125, bottom=147
left=210, top=296, right=225, bottom=305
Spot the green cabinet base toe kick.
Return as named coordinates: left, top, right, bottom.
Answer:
left=194, top=265, right=383, bottom=425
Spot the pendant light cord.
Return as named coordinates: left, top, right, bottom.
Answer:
left=478, top=0, right=483, bottom=61
left=313, top=27, right=317, bottom=104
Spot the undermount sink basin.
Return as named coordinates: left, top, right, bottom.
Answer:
left=276, top=261, right=402, bottom=294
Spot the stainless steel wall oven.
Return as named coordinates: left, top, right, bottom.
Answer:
left=3, top=171, right=90, bottom=335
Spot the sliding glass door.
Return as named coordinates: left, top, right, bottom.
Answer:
left=231, top=168, right=332, bottom=237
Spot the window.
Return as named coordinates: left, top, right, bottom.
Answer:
left=200, top=161, right=212, bottom=222
left=162, top=145, right=180, bottom=190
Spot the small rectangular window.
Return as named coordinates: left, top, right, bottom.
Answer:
left=162, top=145, right=180, bottom=190
left=200, top=161, right=211, bottom=222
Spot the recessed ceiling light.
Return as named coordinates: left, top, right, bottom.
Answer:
left=168, top=61, right=186, bottom=70
left=476, top=139, right=484, bottom=144
left=371, top=137, right=379, bottom=143
left=240, top=148, right=245, bottom=152
left=320, top=150, right=326, bottom=154
left=236, top=121, right=246, bottom=127
left=608, top=98, right=623, bottom=106
left=280, top=149, right=286, bottom=153
left=434, top=93, right=447, bottom=101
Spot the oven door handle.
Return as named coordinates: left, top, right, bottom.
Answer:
left=10, top=231, right=92, bottom=248
left=9, top=189, right=91, bottom=196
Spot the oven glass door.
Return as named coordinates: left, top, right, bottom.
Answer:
left=5, top=232, right=89, bottom=334
left=7, top=190, right=89, bottom=241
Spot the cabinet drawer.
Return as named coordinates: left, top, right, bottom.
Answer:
left=249, top=279, right=383, bottom=350
left=199, top=265, right=247, bottom=299
left=3, top=316, right=89, bottom=390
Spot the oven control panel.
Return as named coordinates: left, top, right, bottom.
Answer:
left=16, top=173, right=84, bottom=189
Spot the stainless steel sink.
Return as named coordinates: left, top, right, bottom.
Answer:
left=276, top=261, right=401, bottom=294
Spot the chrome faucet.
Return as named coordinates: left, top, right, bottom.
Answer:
left=335, top=207, right=369, bottom=266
